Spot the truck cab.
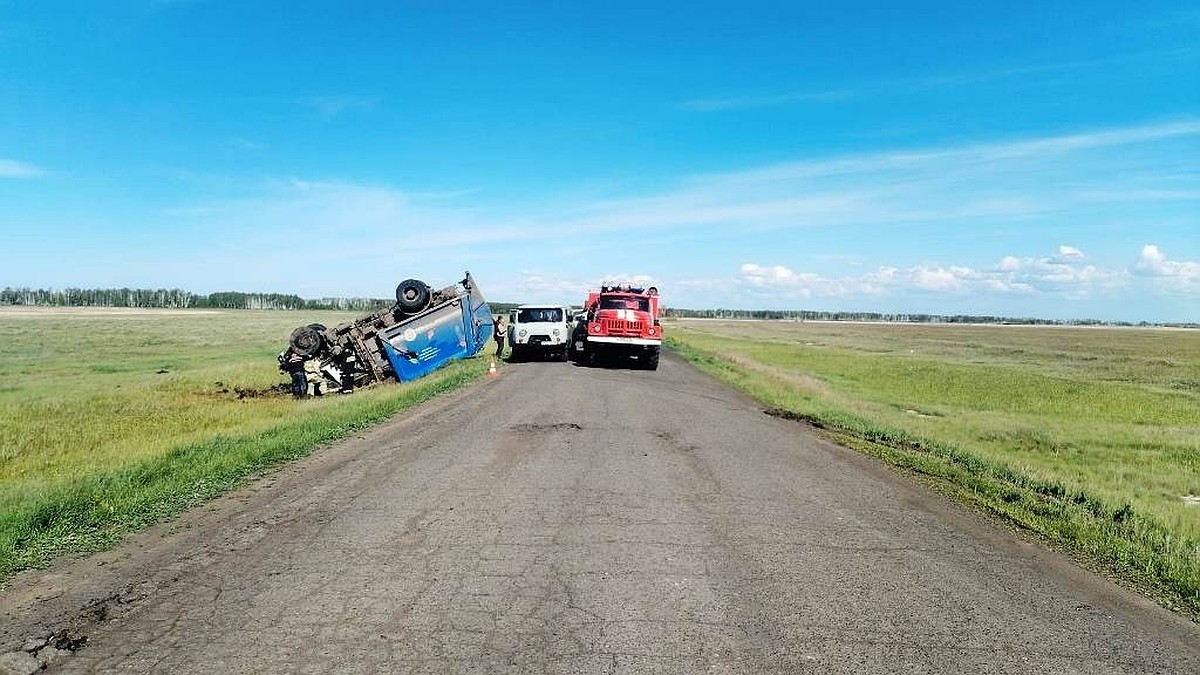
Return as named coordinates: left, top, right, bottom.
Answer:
left=507, top=304, right=572, bottom=361
left=574, top=283, right=661, bottom=369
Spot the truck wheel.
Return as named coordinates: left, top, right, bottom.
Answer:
left=588, top=345, right=605, bottom=367
left=643, top=349, right=660, bottom=371
left=289, top=325, right=325, bottom=358
left=395, top=279, right=431, bottom=314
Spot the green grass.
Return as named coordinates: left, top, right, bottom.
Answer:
left=0, top=308, right=492, bottom=581
left=668, top=320, right=1200, bottom=617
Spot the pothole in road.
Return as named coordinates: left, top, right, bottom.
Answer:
left=509, top=422, right=583, bottom=433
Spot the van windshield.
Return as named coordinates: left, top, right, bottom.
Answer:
left=517, top=308, right=563, bottom=323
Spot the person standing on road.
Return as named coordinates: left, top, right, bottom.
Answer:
left=493, top=314, right=508, bottom=357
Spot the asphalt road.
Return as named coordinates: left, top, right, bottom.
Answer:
left=2, top=351, right=1197, bottom=674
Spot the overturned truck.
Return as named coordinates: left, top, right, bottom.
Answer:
left=284, top=272, right=494, bottom=393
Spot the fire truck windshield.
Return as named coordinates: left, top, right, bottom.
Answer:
left=599, top=297, right=649, bottom=311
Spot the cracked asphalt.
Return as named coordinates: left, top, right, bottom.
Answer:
left=2, top=351, right=1197, bottom=673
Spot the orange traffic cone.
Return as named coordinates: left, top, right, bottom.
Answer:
left=488, top=358, right=498, bottom=376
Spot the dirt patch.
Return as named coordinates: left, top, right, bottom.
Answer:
left=763, top=407, right=826, bottom=428
left=233, top=384, right=290, bottom=399
left=900, top=406, right=943, bottom=418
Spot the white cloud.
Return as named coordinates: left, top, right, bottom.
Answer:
left=740, top=263, right=810, bottom=287
left=1136, top=244, right=1200, bottom=291
left=734, top=245, right=1171, bottom=304
left=0, top=158, right=45, bottom=177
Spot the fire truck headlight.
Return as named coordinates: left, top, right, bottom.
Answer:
left=519, top=329, right=528, bottom=338
left=553, top=328, right=561, bottom=337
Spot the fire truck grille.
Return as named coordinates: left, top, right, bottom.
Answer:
left=605, top=320, right=644, bottom=336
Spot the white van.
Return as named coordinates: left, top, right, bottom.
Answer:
left=508, top=305, right=572, bottom=361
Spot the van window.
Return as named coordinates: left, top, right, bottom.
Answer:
left=517, top=308, right=563, bottom=322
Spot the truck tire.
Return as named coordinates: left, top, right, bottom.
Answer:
left=643, top=348, right=660, bottom=371
left=395, top=279, right=431, bottom=314
left=289, top=325, right=325, bottom=358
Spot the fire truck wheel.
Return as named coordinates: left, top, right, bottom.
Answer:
left=643, top=351, right=660, bottom=370
left=394, top=279, right=431, bottom=314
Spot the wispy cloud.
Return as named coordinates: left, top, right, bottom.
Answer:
left=165, top=118, right=1200, bottom=251
left=680, top=89, right=856, bottom=112
left=157, top=119, right=1197, bottom=305
left=0, top=158, right=45, bottom=177
left=682, top=48, right=1196, bottom=113
left=531, top=119, right=1200, bottom=248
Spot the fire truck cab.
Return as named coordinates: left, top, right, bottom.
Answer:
left=573, top=283, right=661, bottom=370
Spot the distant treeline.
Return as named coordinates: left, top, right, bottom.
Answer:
left=0, top=287, right=391, bottom=312
left=2, top=286, right=1193, bottom=328
left=662, top=307, right=1198, bottom=329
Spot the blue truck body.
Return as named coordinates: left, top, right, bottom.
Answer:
left=378, top=277, right=494, bottom=382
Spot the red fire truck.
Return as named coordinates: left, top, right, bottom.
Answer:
left=571, top=283, right=662, bottom=370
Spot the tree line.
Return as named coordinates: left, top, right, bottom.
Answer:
left=660, top=307, right=1197, bottom=329
left=0, top=287, right=390, bottom=312
left=2, top=286, right=1192, bottom=328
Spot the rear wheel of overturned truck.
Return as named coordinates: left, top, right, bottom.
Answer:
left=395, top=279, right=431, bottom=315
left=289, top=325, right=326, bottom=358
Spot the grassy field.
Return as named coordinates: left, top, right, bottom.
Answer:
left=0, top=308, right=492, bottom=581
left=668, top=319, right=1200, bottom=617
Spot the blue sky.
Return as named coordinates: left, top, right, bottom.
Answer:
left=1, top=1, right=1197, bottom=322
